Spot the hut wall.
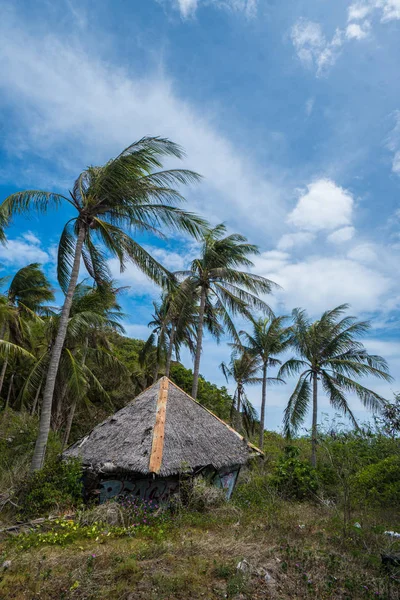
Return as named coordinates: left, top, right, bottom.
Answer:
left=98, top=474, right=179, bottom=503
left=212, top=465, right=241, bottom=499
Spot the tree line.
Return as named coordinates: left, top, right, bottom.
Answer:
left=0, top=137, right=392, bottom=471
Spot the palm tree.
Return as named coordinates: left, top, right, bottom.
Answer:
left=20, top=281, right=127, bottom=446
left=0, top=137, right=205, bottom=470
left=164, top=279, right=199, bottom=378
left=239, top=316, right=292, bottom=449
left=0, top=264, right=54, bottom=398
left=141, top=298, right=170, bottom=383
left=220, top=350, right=261, bottom=435
left=177, top=224, right=277, bottom=399
left=279, top=304, right=392, bottom=466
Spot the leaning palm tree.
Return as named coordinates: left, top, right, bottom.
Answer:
left=0, top=264, right=54, bottom=398
left=0, top=137, right=205, bottom=470
left=220, top=350, right=261, bottom=435
left=177, top=224, right=277, bottom=399
left=239, top=316, right=291, bottom=449
left=279, top=305, right=392, bottom=466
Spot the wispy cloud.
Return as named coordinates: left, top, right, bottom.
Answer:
left=292, top=1, right=400, bottom=77
left=0, top=5, right=285, bottom=243
left=290, top=19, right=343, bottom=76
left=159, top=0, right=258, bottom=19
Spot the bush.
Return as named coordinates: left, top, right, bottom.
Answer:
left=0, top=410, right=61, bottom=492
left=270, top=445, right=319, bottom=500
left=352, top=455, right=400, bottom=508
left=78, top=497, right=168, bottom=528
left=17, top=457, right=83, bottom=519
left=175, top=477, right=226, bottom=512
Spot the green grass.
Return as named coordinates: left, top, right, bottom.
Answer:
left=1, top=500, right=399, bottom=599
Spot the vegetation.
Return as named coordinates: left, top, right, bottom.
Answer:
left=280, top=305, right=392, bottom=466
left=0, top=426, right=399, bottom=598
left=0, top=137, right=398, bottom=598
left=0, top=137, right=205, bottom=471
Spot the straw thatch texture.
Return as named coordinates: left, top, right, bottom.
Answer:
left=161, top=382, right=250, bottom=475
left=63, top=382, right=160, bottom=474
left=63, top=378, right=258, bottom=476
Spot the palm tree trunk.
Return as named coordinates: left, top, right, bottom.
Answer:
left=165, top=322, right=176, bottom=378
left=30, top=224, right=86, bottom=471
left=192, top=287, right=206, bottom=399
left=63, top=337, right=88, bottom=449
left=153, top=359, right=159, bottom=383
left=235, top=384, right=242, bottom=431
left=5, top=373, right=14, bottom=410
left=31, top=378, right=43, bottom=415
left=63, top=397, right=77, bottom=449
left=311, top=371, right=318, bottom=467
left=0, top=358, right=8, bottom=399
left=259, top=362, right=267, bottom=449
left=52, top=381, right=68, bottom=431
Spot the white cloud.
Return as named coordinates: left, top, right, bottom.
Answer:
left=393, top=151, right=400, bottom=173
left=385, top=111, right=400, bottom=174
left=277, top=232, right=315, bottom=251
left=348, top=2, right=374, bottom=20
left=327, top=226, right=355, bottom=244
left=290, top=19, right=343, bottom=76
left=176, top=0, right=198, bottom=18
left=0, top=8, right=285, bottom=244
left=287, top=179, right=354, bottom=232
left=143, top=245, right=188, bottom=271
left=346, top=21, right=371, bottom=39
left=305, top=97, right=315, bottom=116
left=253, top=252, right=391, bottom=315
left=108, top=258, right=159, bottom=297
left=123, top=323, right=153, bottom=339
left=160, top=0, right=257, bottom=18
left=22, top=231, right=41, bottom=245
left=347, top=243, right=379, bottom=264
left=348, top=0, right=400, bottom=23
left=0, top=237, right=50, bottom=266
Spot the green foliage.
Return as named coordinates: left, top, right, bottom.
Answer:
left=169, top=362, right=233, bottom=419
left=0, top=410, right=61, bottom=490
left=17, top=457, right=83, bottom=519
left=270, top=445, right=319, bottom=500
left=352, top=455, right=400, bottom=507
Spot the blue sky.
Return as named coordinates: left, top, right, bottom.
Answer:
left=1, top=0, right=400, bottom=431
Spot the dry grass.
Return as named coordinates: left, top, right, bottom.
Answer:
left=0, top=500, right=399, bottom=599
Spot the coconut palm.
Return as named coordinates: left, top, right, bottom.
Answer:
left=279, top=304, right=392, bottom=466
left=177, top=224, right=277, bottom=399
left=220, top=350, right=261, bottom=435
left=239, top=316, right=292, bottom=449
left=164, top=279, right=199, bottom=378
left=20, top=281, right=127, bottom=446
left=0, top=137, right=205, bottom=470
left=140, top=299, right=170, bottom=383
left=0, top=264, right=54, bottom=398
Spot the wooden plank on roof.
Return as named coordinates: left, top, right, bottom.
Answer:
left=149, top=377, right=169, bottom=474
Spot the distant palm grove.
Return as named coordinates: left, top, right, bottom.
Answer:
left=0, top=137, right=393, bottom=471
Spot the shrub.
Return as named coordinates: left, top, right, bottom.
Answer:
left=0, top=410, right=61, bottom=492
left=352, top=455, right=400, bottom=507
left=270, top=445, right=319, bottom=500
left=17, top=457, right=83, bottom=519
left=175, top=477, right=226, bottom=512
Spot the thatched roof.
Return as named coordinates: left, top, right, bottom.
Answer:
left=63, top=377, right=262, bottom=477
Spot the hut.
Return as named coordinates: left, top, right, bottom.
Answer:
left=63, top=377, right=262, bottom=503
